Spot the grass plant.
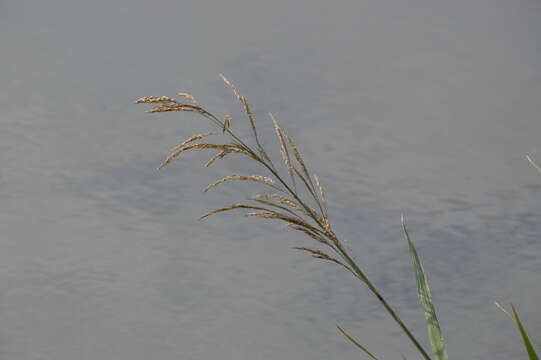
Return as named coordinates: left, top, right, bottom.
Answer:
left=135, top=77, right=537, bottom=359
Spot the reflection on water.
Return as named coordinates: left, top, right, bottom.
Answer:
left=0, top=0, right=540, bottom=359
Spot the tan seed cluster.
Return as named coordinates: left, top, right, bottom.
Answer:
left=292, top=247, right=342, bottom=265
left=270, top=113, right=295, bottom=182
left=134, top=96, right=178, bottom=104
left=198, top=204, right=268, bottom=220
left=170, top=133, right=213, bottom=152
left=159, top=143, right=235, bottom=169
left=177, top=92, right=197, bottom=104
left=203, top=175, right=274, bottom=192
left=135, top=77, right=340, bottom=270
left=219, top=73, right=241, bottom=100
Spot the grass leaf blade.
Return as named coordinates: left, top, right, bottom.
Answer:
left=337, top=325, right=380, bottom=360
left=402, top=215, right=448, bottom=360
left=511, top=305, right=539, bottom=360
left=526, top=155, right=541, bottom=174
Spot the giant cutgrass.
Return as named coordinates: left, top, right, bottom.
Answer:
left=134, top=77, right=438, bottom=360
left=135, top=77, right=537, bottom=360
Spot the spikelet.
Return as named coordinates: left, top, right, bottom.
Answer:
left=313, top=175, right=326, bottom=205
left=249, top=198, right=302, bottom=220
left=198, top=204, right=269, bottom=220
left=292, top=247, right=342, bottom=265
left=170, top=133, right=213, bottom=152
left=245, top=211, right=322, bottom=235
left=286, top=168, right=324, bottom=219
left=239, top=96, right=272, bottom=164
left=269, top=113, right=295, bottom=182
left=292, top=167, right=317, bottom=199
left=177, top=92, right=197, bottom=104
left=222, top=115, right=232, bottom=133
left=219, top=75, right=272, bottom=165
left=159, top=143, right=234, bottom=169
left=134, top=96, right=178, bottom=104
left=267, top=194, right=301, bottom=210
left=219, top=73, right=241, bottom=100
left=146, top=103, right=217, bottom=119
left=203, top=147, right=253, bottom=168
left=285, top=133, right=312, bottom=189
left=147, top=103, right=187, bottom=113
left=203, top=175, right=274, bottom=192
left=324, top=227, right=339, bottom=246
left=253, top=193, right=325, bottom=225
left=286, top=224, right=328, bottom=244
left=251, top=193, right=314, bottom=218
left=203, top=150, right=229, bottom=168
left=313, top=174, right=327, bottom=217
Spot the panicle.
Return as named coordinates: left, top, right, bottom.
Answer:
left=198, top=204, right=269, bottom=220
left=292, top=247, right=342, bottom=265
left=159, top=143, right=234, bottom=169
left=170, top=133, right=213, bottom=152
left=203, top=175, right=274, bottom=192
left=269, top=113, right=295, bottom=182
left=134, top=96, right=178, bottom=104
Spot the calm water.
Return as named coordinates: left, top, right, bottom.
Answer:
left=1, top=0, right=540, bottom=359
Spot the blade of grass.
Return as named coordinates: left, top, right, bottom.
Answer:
left=402, top=215, right=448, bottom=360
left=497, top=302, right=541, bottom=355
left=336, top=325, right=380, bottom=360
left=526, top=155, right=541, bottom=174
left=511, top=305, right=539, bottom=360
left=495, top=301, right=512, bottom=318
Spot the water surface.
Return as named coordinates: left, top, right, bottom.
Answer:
left=1, top=0, right=540, bottom=359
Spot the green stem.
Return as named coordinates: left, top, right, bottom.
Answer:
left=336, top=246, right=433, bottom=360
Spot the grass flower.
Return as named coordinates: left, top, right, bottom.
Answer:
left=136, top=76, right=538, bottom=360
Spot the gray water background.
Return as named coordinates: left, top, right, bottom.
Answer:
left=1, top=0, right=540, bottom=359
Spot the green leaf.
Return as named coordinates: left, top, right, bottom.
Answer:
left=511, top=305, right=539, bottom=360
left=402, top=215, right=448, bottom=360
left=337, top=325, right=380, bottom=360
left=526, top=155, right=541, bottom=174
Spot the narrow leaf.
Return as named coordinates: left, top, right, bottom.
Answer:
left=336, top=325, right=380, bottom=360
left=526, top=155, right=541, bottom=174
left=511, top=305, right=539, bottom=360
left=402, top=215, right=448, bottom=360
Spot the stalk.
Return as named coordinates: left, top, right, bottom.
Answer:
left=136, top=84, right=433, bottom=360
left=216, top=109, right=433, bottom=360
left=266, top=160, right=432, bottom=360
